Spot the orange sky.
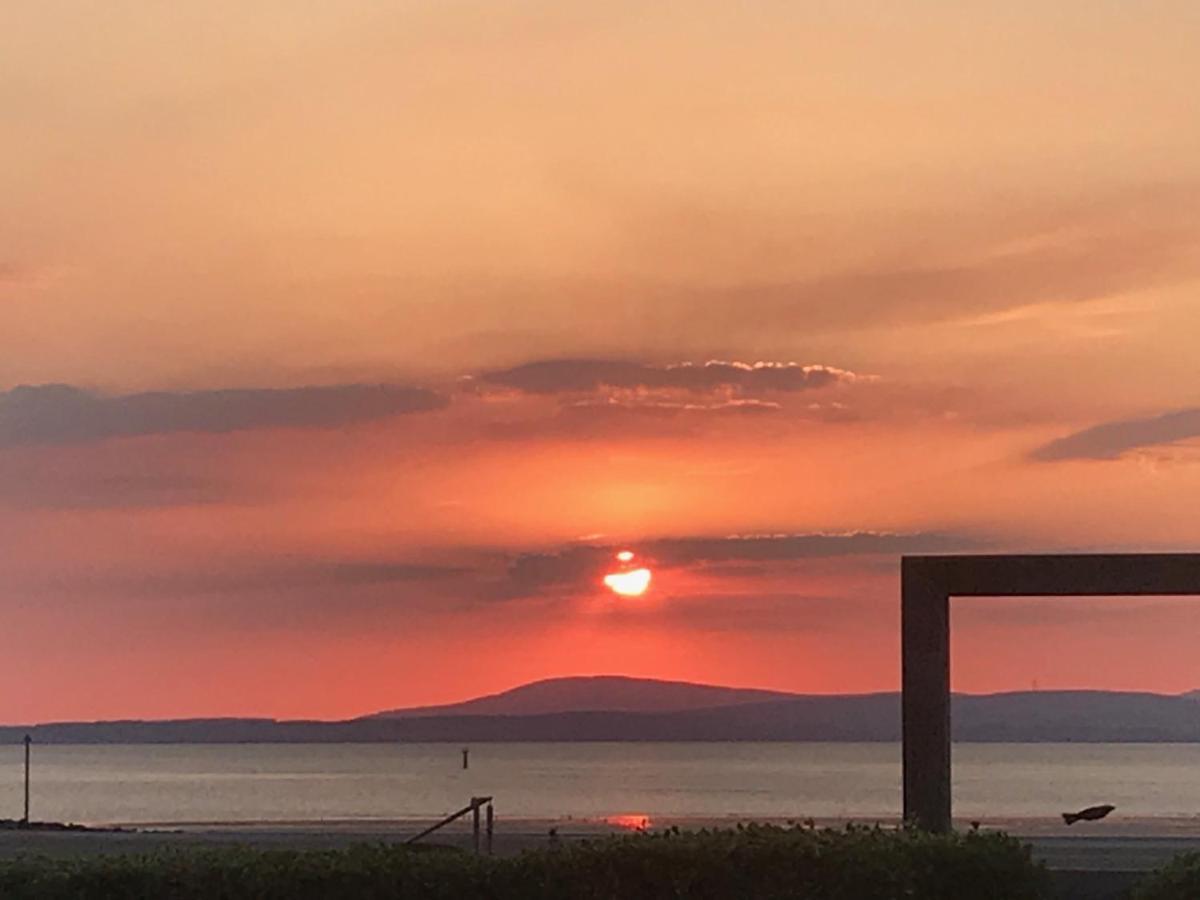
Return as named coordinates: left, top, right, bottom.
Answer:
left=3, top=1, right=1200, bottom=721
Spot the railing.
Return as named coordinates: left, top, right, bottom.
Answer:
left=405, top=796, right=494, bottom=854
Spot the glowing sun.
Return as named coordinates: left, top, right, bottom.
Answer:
left=605, top=568, right=652, bottom=596
left=604, top=551, right=652, bottom=597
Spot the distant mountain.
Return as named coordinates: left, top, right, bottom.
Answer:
left=369, top=675, right=799, bottom=719
left=3, top=679, right=1199, bottom=744
left=952, top=690, right=1200, bottom=742
left=1182, top=690, right=1200, bottom=701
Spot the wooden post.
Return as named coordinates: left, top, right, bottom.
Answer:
left=22, top=734, right=31, bottom=825
left=471, top=797, right=482, bottom=854
left=485, top=801, right=494, bottom=855
left=462, top=747, right=469, bottom=770
left=404, top=796, right=491, bottom=847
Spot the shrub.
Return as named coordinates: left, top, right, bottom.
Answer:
left=1130, top=851, right=1200, bottom=900
left=0, top=824, right=1050, bottom=900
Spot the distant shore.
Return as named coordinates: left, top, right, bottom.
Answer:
left=0, top=819, right=128, bottom=833
left=5, top=682, right=1200, bottom=744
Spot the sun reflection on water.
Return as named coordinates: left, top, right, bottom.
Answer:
left=606, top=814, right=652, bottom=831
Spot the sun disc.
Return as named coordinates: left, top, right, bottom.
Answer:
left=604, top=567, right=652, bottom=597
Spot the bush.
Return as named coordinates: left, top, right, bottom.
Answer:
left=500, top=825, right=1049, bottom=900
left=0, top=824, right=1050, bottom=900
left=0, top=844, right=490, bottom=900
left=1131, top=851, right=1200, bottom=900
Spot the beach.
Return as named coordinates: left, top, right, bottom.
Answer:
left=2, top=815, right=1196, bottom=871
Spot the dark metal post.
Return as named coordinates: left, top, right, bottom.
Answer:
left=22, top=734, right=31, bottom=824
left=901, top=559, right=951, bottom=833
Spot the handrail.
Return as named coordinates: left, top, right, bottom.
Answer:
left=405, top=796, right=494, bottom=854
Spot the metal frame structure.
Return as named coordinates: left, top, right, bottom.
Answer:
left=901, top=553, right=1200, bottom=832
left=406, top=796, right=495, bottom=853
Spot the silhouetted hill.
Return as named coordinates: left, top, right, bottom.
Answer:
left=3, top=681, right=1199, bottom=744
left=370, top=675, right=799, bottom=718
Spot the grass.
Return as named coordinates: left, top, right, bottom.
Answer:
left=0, top=823, right=1051, bottom=899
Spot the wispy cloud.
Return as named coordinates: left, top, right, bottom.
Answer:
left=478, top=359, right=860, bottom=395
left=643, top=185, right=1200, bottom=335
left=561, top=397, right=783, bottom=416
left=1032, top=407, right=1200, bottom=461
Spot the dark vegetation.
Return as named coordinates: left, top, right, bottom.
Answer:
left=1131, top=851, right=1200, bottom=900
left=0, top=824, right=1050, bottom=899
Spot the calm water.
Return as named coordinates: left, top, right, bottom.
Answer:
left=4, top=743, right=1200, bottom=827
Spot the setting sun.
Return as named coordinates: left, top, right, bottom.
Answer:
left=604, top=567, right=653, bottom=597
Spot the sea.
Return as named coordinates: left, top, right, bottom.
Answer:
left=6, top=742, right=1200, bottom=831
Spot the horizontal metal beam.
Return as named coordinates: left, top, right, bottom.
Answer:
left=905, top=553, right=1200, bottom=597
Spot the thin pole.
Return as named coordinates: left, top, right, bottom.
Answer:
left=485, top=801, right=494, bottom=855
left=23, top=734, right=31, bottom=824
left=472, top=798, right=482, bottom=854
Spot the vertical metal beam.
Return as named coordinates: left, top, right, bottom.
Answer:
left=901, top=560, right=951, bottom=832
left=22, top=734, right=31, bottom=825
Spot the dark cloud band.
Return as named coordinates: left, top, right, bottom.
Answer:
left=1032, top=407, right=1200, bottom=461
left=0, top=383, right=447, bottom=446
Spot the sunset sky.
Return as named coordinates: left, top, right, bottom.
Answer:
left=3, top=1, right=1200, bottom=722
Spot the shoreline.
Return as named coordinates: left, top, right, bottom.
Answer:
left=82, top=816, right=1200, bottom=840
left=1, top=817, right=1198, bottom=873
left=27, top=813, right=1200, bottom=843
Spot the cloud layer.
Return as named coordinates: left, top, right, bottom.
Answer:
left=506, top=531, right=977, bottom=596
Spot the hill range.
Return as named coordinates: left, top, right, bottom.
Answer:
left=3, top=675, right=1199, bottom=744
